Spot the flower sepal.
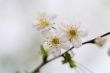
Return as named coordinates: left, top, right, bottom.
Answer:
left=62, top=52, right=76, bottom=68
left=40, top=45, right=48, bottom=58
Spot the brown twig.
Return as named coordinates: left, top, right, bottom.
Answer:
left=32, top=32, right=110, bottom=73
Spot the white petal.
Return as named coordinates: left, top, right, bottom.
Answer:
left=70, top=50, right=75, bottom=57
left=72, top=38, right=82, bottom=48
left=53, top=49, right=61, bottom=57
left=41, top=28, right=51, bottom=37
left=43, top=43, right=50, bottom=50
left=49, top=21, right=55, bottom=26
left=60, top=33, right=68, bottom=43
left=49, top=14, right=57, bottom=20
left=58, top=23, right=67, bottom=32
left=61, top=42, right=71, bottom=50
left=34, top=25, right=43, bottom=31
left=37, top=12, right=47, bottom=19
left=48, top=48, right=61, bottom=57
left=79, top=29, right=88, bottom=37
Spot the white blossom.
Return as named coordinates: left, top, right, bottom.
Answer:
left=34, top=13, right=56, bottom=32
left=58, top=23, right=87, bottom=48
left=43, top=31, right=70, bottom=56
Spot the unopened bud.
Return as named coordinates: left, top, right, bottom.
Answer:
left=95, top=37, right=106, bottom=46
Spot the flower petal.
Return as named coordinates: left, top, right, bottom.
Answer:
left=58, top=23, right=67, bottom=32
left=34, top=24, right=43, bottom=31
left=61, top=42, right=71, bottom=50
left=41, top=27, right=51, bottom=37
left=43, top=42, right=50, bottom=50
left=48, top=48, right=61, bottom=57
left=70, top=50, right=75, bottom=57
left=79, top=29, right=88, bottom=37
left=49, top=14, right=57, bottom=20
left=60, top=34, right=68, bottom=43
left=72, top=38, right=82, bottom=48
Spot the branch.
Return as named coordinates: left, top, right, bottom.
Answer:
left=32, top=32, right=110, bottom=73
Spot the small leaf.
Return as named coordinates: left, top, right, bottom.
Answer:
left=62, top=52, right=71, bottom=63
left=62, top=52, right=77, bottom=68
left=69, top=60, right=77, bottom=68
left=40, top=45, right=48, bottom=58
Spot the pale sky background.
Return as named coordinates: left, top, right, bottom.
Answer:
left=0, top=0, right=110, bottom=73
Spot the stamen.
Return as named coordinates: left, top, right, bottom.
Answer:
left=51, top=36, right=60, bottom=46
left=37, top=18, right=49, bottom=27
left=67, top=26, right=78, bottom=41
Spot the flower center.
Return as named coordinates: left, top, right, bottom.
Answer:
left=51, top=36, right=60, bottom=46
left=37, top=18, right=49, bottom=27
left=67, top=27, right=78, bottom=41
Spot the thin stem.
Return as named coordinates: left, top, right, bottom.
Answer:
left=32, top=32, right=110, bottom=73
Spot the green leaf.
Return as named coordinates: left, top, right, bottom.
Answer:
left=40, top=45, right=48, bottom=58
left=62, top=52, right=77, bottom=68
left=69, top=60, right=77, bottom=68
left=62, top=52, right=71, bottom=63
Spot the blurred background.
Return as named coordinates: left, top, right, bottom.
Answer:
left=0, top=0, right=110, bottom=73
